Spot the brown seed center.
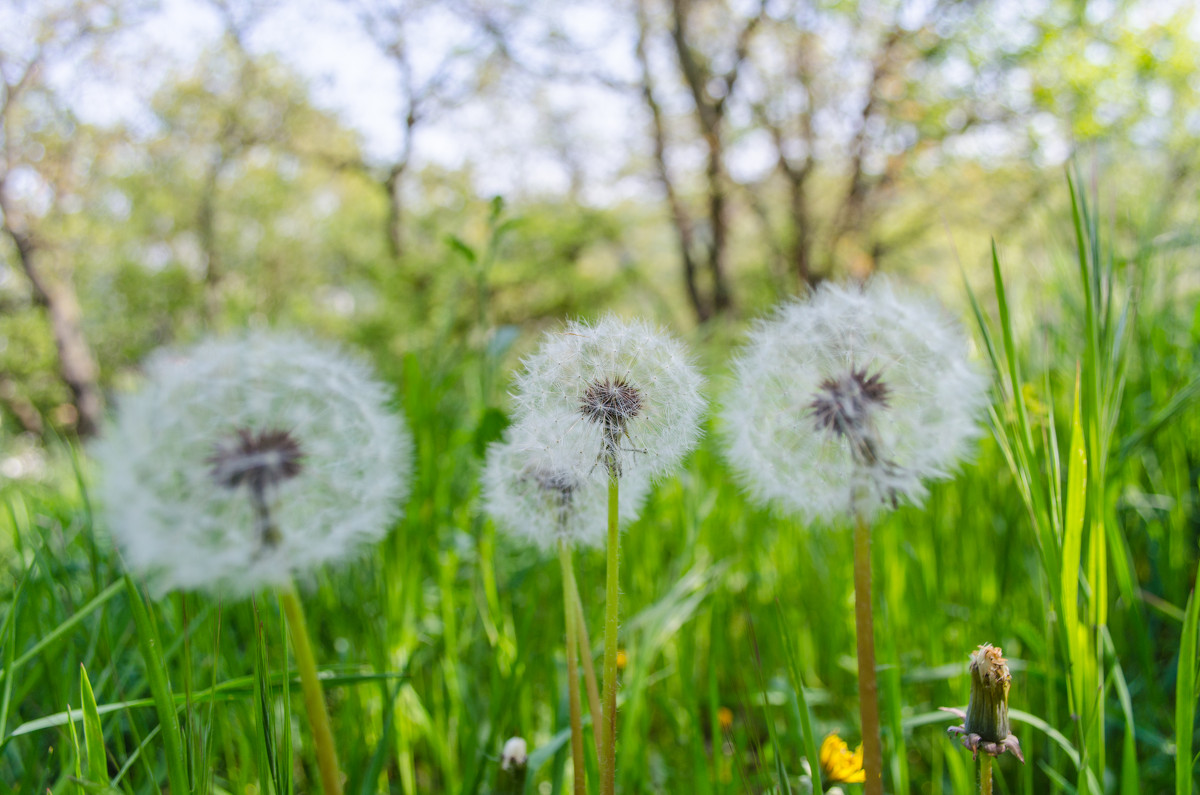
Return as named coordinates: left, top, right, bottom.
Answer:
left=809, top=368, right=889, bottom=440
left=208, top=427, right=305, bottom=493
left=580, top=377, right=643, bottom=434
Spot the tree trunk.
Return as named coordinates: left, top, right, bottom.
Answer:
left=384, top=163, right=405, bottom=261
left=704, top=137, right=732, bottom=313
left=7, top=227, right=103, bottom=437
left=788, top=170, right=814, bottom=288
left=636, top=0, right=710, bottom=322
left=199, top=162, right=222, bottom=325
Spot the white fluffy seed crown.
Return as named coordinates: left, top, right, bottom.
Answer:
left=487, top=315, right=705, bottom=549
left=721, top=278, right=988, bottom=522
left=509, top=315, right=706, bottom=485
left=91, top=332, right=413, bottom=596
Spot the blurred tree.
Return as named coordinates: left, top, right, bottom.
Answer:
left=0, top=0, right=129, bottom=437
left=633, top=0, right=1069, bottom=306
left=635, top=0, right=765, bottom=322
left=129, top=42, right=378, bottom=332
left=337, top=0, right=514, bottom=263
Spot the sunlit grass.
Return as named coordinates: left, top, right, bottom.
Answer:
left=1, top=188, right=1199, bottom=793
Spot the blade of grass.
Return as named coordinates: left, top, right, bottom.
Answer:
left=775, top=599, right=823, bottom=795
left=0, top=568, right=26, bottom=745
left=80, top=664, right=108, bottom=785
left=1176, top=588, right=1199, bottom=795
left=122, top=575, right=189, bottom=794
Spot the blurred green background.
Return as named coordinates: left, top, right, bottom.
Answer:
left=2, top=0, right=1199, bottom=792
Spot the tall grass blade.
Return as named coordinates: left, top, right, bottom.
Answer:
left=123, top=575, right=189, bottom=794
left=80, top=664, right=108, bottom=784
left=0, top=568, right=25, bottom=746
left=1176, top=588, right=1199, bottom=795
left=775, top=599, right=823, bottom=795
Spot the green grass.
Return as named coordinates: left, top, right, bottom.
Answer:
left=1, top=187, right=1199, bottom=793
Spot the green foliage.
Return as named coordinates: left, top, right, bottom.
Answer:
left=2, top=190, right=1198, bottom=793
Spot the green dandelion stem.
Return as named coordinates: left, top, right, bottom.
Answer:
left=853, top=514, right=883, bottom=795
left=980, top=755, right=993, bottom=795
left=601, top=471, right=620, bottom=795
left=560, top=542, right=587, bottom=795
left=569, top=558, right=604, bottom=760
left=280, top=581, right=343, bottom=795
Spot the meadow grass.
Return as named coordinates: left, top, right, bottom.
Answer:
left=1, top=191, right=1198, bottom=793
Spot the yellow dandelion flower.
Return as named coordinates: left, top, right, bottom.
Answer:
left=820, top=732, right=866, bottom=784
left=616, top=649, right=627, bottom=671
left=717, top=706, right=734, bottom=731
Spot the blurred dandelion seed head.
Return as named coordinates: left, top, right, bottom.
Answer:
left=92, top=332, right=412, bottom=596
left=511, top=315, right=704, bottom=484
left=483, top=416, right=652, bottom=551
left=722, top=277, right=987, bottom=522
left=501, top=737, right=528, bottom=770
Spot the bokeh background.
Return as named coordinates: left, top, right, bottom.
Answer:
left=2, top=0, right=1199, bottom=793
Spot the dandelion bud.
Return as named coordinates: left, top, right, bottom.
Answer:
left=495, top=736, right=529, bottom=795
left=942, top=644, right=1024, bottom=762
left=92, top=332, right=412, bottom=596
left=966, top=644, right=1011, bottom=743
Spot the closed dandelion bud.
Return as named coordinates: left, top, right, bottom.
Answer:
left=91, top=332, right=412, bottom=596
left=495, top=736, right=529, bottom=795
left=966, top=644, right=1011, bottom=743
left=942, top=644, right=1024, bottom=762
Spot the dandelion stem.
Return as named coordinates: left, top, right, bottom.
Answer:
left=601, top=472, right=620, bottom=795
left=570, top=561, right=604, bottom=761
left=980, top=755, right=993, bottom=795
left=853, top=514, right=883, bottom=795
left=280, top=581, right=342, bottom=795
left=560, top=542, right=587, bottom=795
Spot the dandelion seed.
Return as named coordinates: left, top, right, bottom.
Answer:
left=511, top=315, right=705, bottom=482
left=92, top=332, right=412, bottom=596
left=721, top=277, right=987, bottom=522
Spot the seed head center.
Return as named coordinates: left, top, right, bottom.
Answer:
left=580, top=377, right=643, bottom=435
left=208, top=427, right=305, bottom=494
left=809, top=368, right=889, bottom=443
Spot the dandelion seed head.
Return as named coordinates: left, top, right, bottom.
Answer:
left=483, top=415, right=652, bottom=551
left=91, top=332, right=413, bottom=596
left=501, top=737, right=528, bottom=771
left=511, top=315, right=705, bottom=483
left=721, top=277, right=987, bottom=522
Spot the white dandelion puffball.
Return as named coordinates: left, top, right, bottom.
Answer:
left=722, top=278, right=987, bottom=522
left=510, top=315, right=705, bottom=482
left=483, top=416, right=653, bottom=551
left=92, top=332, right=412, bottom=596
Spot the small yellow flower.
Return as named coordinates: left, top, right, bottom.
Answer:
left=820, top=732, right=866, bottom=784
left=717, top=706, right=734, bottom=731
left=616, top=649, right=627, bottom=671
